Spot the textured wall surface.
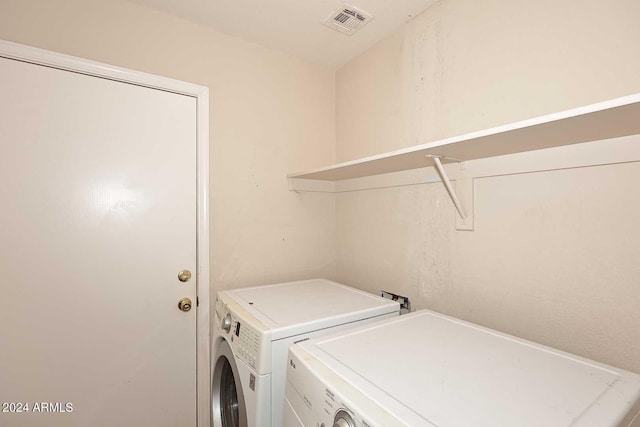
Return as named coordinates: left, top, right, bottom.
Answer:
left=337, top=0, right=640, bottom=161
left=335, top=0, right=640, bottom=372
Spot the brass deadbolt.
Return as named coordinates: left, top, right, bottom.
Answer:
left=178, top=298, right=192, bottom=312
left=178, top=270, right=192, bottom=282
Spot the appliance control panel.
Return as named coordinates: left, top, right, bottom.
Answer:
left=232, top=317, right=260, bottom=369
left=285, top=347, right=393, bottom=427
left=215, top=294, right=270, bottom=374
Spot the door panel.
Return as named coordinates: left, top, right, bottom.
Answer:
left=0, top=57, right=197, bottom=426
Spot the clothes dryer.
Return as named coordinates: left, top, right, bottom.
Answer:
left=211, top=279, right=400, bottom=427
left=285, top=309, right=640, bottom=427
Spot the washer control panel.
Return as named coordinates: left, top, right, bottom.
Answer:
left=215, top=295, right=268, bottom=373
left=232, top=318, right=260, bottom=369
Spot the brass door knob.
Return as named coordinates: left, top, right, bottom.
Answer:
left=178, top=298, right=192, bottom=312
left=178, top=270, right=192, bottom=282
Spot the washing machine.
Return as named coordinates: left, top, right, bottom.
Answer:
left=284, top=309, right=640, bottom=427
left=211, top=278, right=400, bottom=427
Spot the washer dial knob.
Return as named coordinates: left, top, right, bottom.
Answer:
left=333, top=410, right=355, bottom=427
left=222, top=313, right=232, bottom=333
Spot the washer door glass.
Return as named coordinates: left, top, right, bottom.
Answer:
left=212, top=340, right=247, bottom=427
left=219, top=357, right=239, bottom=426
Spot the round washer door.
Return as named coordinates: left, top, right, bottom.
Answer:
left=212, top=339, right=247, bottom=427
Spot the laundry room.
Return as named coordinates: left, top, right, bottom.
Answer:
left=0, top=0, right=639, bottom=426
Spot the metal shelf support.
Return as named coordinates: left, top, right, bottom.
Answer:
left=428, top=155, right=467, bottom=220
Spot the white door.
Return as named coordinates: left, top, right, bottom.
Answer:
left=0, top=55, right=197, bottom=426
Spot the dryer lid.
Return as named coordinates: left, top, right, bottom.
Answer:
left=305, top=310, right=640, bottom=426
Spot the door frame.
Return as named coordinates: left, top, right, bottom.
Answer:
left=0, top=39, right=211, bottom=427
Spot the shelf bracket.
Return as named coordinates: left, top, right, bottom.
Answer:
left=429, top=155, right=467, bottom=219
left=427, top=155, right=474, bottom=231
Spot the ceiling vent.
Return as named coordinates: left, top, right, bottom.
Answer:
left=323, top=3, right=373, bottom=36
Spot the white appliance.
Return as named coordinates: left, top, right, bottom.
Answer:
left=211, top=279, right=400, bottom=427
left=284, top=309, right=640, bottom=427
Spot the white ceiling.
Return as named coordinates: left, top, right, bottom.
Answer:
left=128, top=0, right=439, bottom=69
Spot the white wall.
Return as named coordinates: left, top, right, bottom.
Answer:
left=0, top=0, right=336, bottom=301
left=335, top=0, right=640, bottom=373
